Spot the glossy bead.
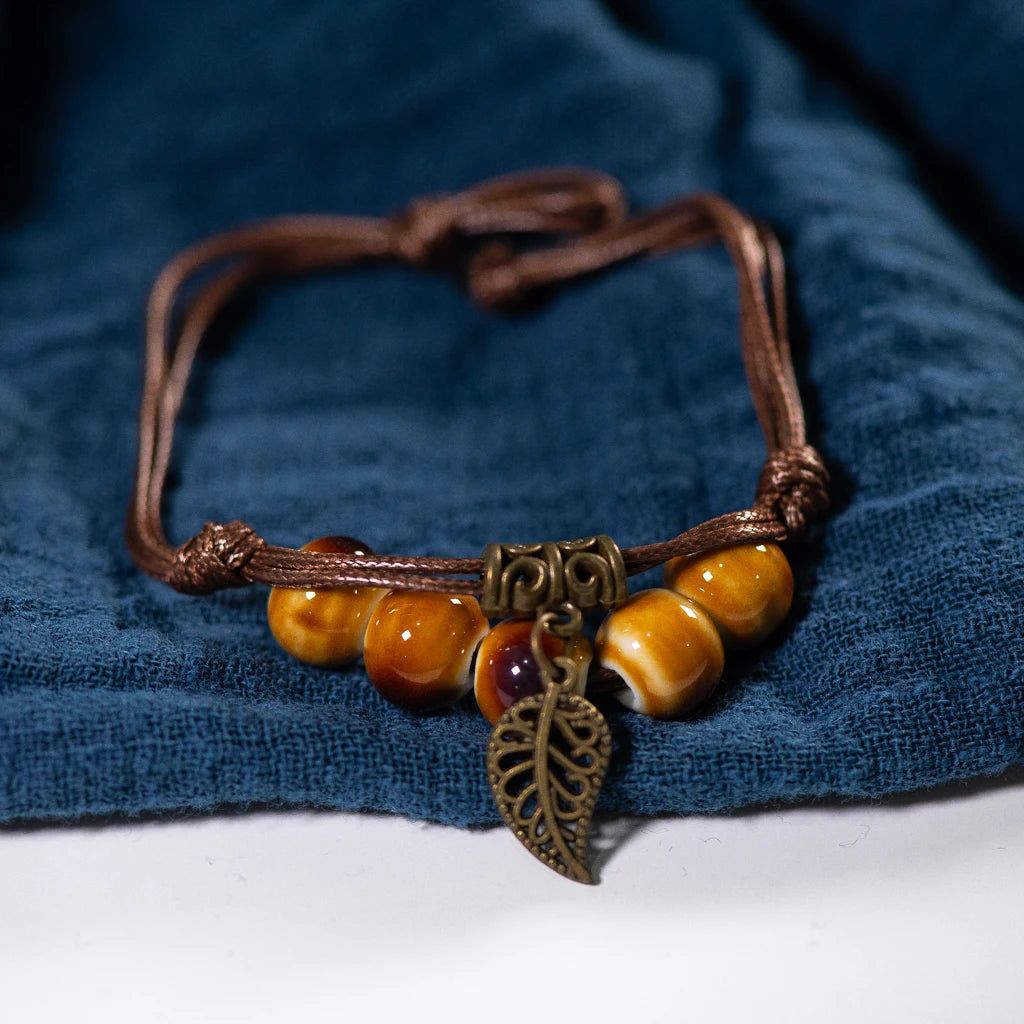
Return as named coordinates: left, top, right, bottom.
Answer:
left=595, top=589, right=724, bottom=719
left=363, top=591, right=489, bottom=712
left=474, top=618, right=593, bottom=725
left=663, top=542, right=793, bottom=648
left=267, top=536, right=385, bottom=667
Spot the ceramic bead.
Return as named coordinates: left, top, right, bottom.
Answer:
left=363, top=590, right=489, bottom=712
left=267, top=536, right=385, bottom=667
left=663, top=542, right=793, bottom=648
left=594, top=588, right=724, bottom=719
left=474, top=618, right=593, bottom=725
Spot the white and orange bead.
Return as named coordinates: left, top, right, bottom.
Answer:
left=595, top=588, right=724, bottom=719
left=267, top=536, right=386, bottom=667
left=663, top=542, right=793, bottom=648
left=363, top=590, right=489, bottom=713
left=474, top=618, right=592, bottom=725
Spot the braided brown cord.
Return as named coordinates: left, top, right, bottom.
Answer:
left=126, top=167, right=828, bottom=596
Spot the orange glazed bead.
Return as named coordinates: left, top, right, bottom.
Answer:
left=474, top=618, right=592, bottom=725
left=363, top=591, right=489, bottom=712
left=663, top=542, right=793, bottom=648
left=595, top=589, right=724, bottom=719
left=267, top=536, right=385, bottom=667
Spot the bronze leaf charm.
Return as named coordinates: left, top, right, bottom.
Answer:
left=487, top=682, right=612, bottom=884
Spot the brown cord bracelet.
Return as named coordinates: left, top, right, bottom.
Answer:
left=126, top=167, right=829, bottom=883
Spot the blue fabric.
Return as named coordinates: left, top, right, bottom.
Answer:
left=1, top=0, right=1022, bottom=826
left=783, top=0, right=1024, bottom=238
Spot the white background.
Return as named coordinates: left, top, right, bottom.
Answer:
left=3, top=771, right=1021, bottom=1024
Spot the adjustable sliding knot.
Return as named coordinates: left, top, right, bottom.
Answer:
left=168, top=520, right=266, bottom=595
left=755, top=445, right=830, bottom=539
left=389, top=168, right=628, bottom=275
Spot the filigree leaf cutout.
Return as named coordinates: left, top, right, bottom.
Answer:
left=486, top=686, right=612, bottom=884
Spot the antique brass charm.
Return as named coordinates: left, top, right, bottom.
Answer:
left=485, top=605, right=612, bottom=884
left=480, top=534, right=627, bottom=619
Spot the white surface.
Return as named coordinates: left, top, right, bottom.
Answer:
left=2, top=775, right=1022, bottom=1024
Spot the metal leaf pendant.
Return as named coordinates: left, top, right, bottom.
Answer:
left=487, top=682, right=612, bottom=884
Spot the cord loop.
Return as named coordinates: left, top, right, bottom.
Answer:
left=128, top=167, right=830, bottom=595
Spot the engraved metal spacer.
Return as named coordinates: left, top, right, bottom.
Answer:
left=479, top=534, right=627, bottom=619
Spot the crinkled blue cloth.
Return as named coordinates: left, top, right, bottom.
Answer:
left=1, top=0, right=1022, bottom=825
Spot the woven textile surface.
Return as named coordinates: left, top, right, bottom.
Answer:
left=1, top=0, right=1022, bottom=825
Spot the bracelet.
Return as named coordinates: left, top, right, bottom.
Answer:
left=127, top=167, right=829, bottom=883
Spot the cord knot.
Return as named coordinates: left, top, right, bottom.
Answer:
left=465, top=241, right=529, bottom=311
left=168, top=520, right=266, bottom=594
left=390, top=195, right=464, bottom=269
left=389, top=167, right=628, bottom=272
left=755, top=445, right=830, bottom=539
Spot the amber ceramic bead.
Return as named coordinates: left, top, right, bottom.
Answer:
left=363, top=590, right=489, bottom=713
left=663, top=542, right=793, bottom=648
left=595, top=588, right=724, bottom=719
left=267, top=536, right=385, bottom=667
left=474, top=618, right=593, bottom=725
